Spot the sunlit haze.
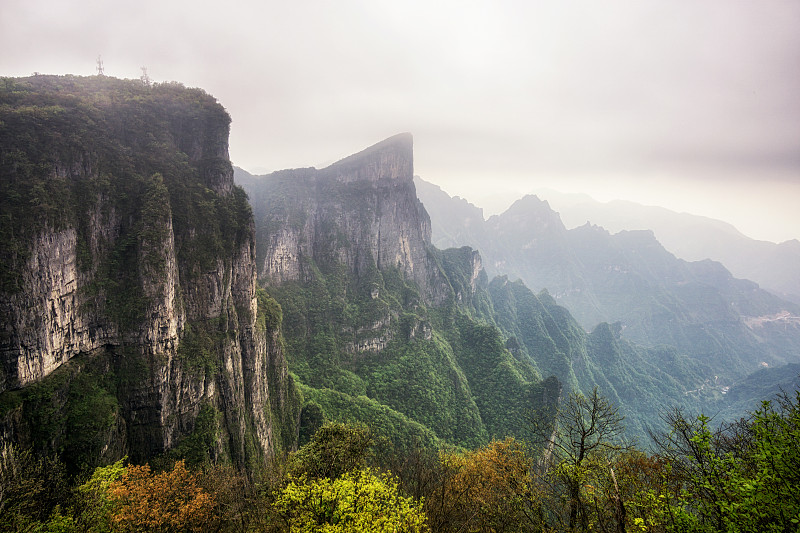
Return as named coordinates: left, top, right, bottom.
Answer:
left=3, top=0, right=799, bottom=242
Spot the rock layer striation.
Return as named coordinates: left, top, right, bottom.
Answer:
left=0, top=75, right=299, bottom=468
left=238, top=134, right=452, bottom=304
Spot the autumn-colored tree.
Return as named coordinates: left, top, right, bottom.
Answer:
left=108, top=459, right=215, bottom=532
left=425, top=438, right=543, bottom=532
left=274, top=468, right=428, bottom=532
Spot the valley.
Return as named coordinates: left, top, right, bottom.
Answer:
left=1, top=75, right=798, bottom=532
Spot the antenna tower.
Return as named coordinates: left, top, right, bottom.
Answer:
left=140, top=66, right=151, bottom=86
left=96, top=55, right=104, bottom=76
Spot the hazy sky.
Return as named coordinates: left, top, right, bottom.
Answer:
left=3, top=0, right=799, bottom=242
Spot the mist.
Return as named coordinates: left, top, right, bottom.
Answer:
left=2, top=0, right=799, bottom=242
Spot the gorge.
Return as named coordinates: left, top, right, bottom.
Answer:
left=2, top=74, right=799, bottom=477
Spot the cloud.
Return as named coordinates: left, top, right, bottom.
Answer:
left=2, top=0, right=799, bottom=241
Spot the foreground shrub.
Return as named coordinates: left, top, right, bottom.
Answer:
left=275, top=468, right=428, bottom=532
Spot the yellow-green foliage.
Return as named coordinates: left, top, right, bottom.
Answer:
left=275, top=468, right=429, bottom=532
left=75, top=458, right=127, bottom=532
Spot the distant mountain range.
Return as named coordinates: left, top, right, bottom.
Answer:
left=414, top=177, right=800, bottom=383
left=536, top=189, right=800, bottom=304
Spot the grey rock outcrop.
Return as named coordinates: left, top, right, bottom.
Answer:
left=0, top=75, right=299, bottom=468
left=238, top=133, right=449, bottom=304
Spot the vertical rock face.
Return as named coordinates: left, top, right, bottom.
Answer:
left=0, top=75, right=298, bottom=468
left=237, top=139, right=560, bottom=448
left=238, top=133, right=445, bottom=303
left=1, top=194, right=122, bottom=393
left=5, top=228, right=95, bottom=388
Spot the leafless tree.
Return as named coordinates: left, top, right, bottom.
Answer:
left=530, top=387, right=633, bottom=532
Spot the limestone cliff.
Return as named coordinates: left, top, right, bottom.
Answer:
left=236, top=137, right=556, bottom=448
left=237, top=134, right=451, bottom=304
left=0, top=75, right=299, bottom=469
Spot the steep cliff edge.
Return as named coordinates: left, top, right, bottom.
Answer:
left=0, top=75, right=299, bottom=470
left=237, top=134, right=450, bottom=304
left=237, top=137, right=557, bottom=448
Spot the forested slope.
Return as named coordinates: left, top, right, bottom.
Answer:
left=0, top=75, right=300, bottom=475
left=416, top=177, right=800, bottom=384
left=237, top=138, right=724, bottom=445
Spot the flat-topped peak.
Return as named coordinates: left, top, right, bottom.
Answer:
left=328, top=133, right=412, bottom=166
left=323, top=133, right=413, bottom=183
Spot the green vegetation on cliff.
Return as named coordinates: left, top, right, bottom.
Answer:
left=1, top=76, right=299, bottom=476
left=268, top=256, right=516, bottom=449
left=0, top=75, right=250, bottom=302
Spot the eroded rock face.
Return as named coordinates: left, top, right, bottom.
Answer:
left=2, top=195, right=119, bottom=392
left=239, top=133, right=448, bottom=303
left=0, top=75, right=298, bottom=468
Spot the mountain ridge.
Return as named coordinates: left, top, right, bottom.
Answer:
left=415, top=175, right=800, bottom=382
left=236, top=137, right=554, bottom=447
left=0, top=75, right=299, bottom=471
left=236, top=137, right=744, bottom=444
left=539, top=190, right=800, bottom=304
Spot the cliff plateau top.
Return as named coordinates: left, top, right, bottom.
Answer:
left=322, top=132, right=413, bottom=184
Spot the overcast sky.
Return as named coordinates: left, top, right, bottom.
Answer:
left=3, top=0, right=799, bottom=243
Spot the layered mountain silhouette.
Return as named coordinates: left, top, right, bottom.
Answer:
left=234, top=137, right=796, bottom=443
left=540, top=190, right=800, bottom=305
left=415, top=177, right=800, bottom=383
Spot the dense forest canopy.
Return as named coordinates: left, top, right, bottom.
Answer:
left=2, top=390, right=798, bottom=531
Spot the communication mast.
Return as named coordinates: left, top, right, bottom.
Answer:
left=140, top=66, right=151, bottom=86
left=96, top=55, right=105, bottom=76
